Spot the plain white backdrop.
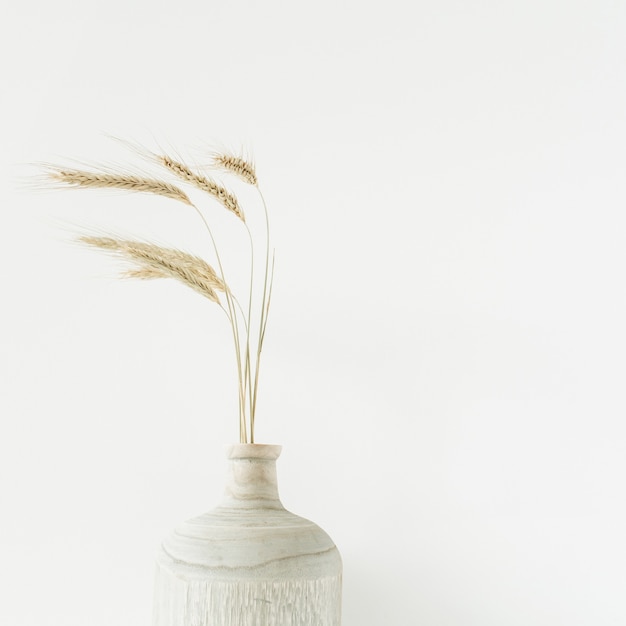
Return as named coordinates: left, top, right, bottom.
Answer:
left=1, top=1, right=625, bottom=624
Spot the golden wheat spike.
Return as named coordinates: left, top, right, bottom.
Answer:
left=159, top=156, right=245, bottom=221
left=212, top=154, right=257, bottom=186
left=80, top=236, right=225, bottom=303
left=124, top=267, right=168, bottom=280
left=49, top=168, right=192, bottom=205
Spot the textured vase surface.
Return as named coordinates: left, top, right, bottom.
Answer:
left=153, top=444, right=342, bottom=626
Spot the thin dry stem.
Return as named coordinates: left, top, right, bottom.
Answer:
left=49, top=168, right=192, bottom=205
left=250, top=187, right=272, bottom=432
left=213, top=154, right=258, bottom=186
left=159, top=156, right=245, bottom=221
left=80, top=236, right=225, bottom=303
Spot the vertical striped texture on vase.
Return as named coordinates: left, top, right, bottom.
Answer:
left=153, top=444, right=342, bottom=626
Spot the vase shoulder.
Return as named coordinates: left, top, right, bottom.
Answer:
left=162, top=504, right=339, bottom=573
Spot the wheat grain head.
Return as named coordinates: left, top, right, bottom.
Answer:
left=125, top=267, right=168, bottom=280
left=212, top=154, right=258, bottom=186
left=158, top=156, right=245, bottom=222
left=80, top=236, right=225, bottom=303
left=48, top=167, right=192, bottom=205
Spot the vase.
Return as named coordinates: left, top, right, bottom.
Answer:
left=153, top=443, right=342, bottom=626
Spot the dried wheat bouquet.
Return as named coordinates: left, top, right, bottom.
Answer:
left=44, top=144, right=274, bottom=443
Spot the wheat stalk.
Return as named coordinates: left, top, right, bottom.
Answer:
left=44, top=139, right=275, bottom=444
left=154, top=153, right=249, bottom=435
left=159, top=156, right=245, bottom=221
left=48, top=168, right=192, bottom=205
left=80, top=236, right=225, bottom=303
left=212, top=154, right=258, bottom=186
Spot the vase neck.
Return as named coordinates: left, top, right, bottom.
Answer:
left=220, top=444, right=284, bottom=510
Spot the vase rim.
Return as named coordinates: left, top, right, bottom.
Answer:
left=226, top=443, right=282, bottom=460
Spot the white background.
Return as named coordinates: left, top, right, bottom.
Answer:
left=1, top=1, right=625, bottom=624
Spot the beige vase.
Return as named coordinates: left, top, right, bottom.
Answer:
left=153, top=444, right=342, bottom=626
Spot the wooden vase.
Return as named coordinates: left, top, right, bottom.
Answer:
left=153, top=444, right=342, bottom=626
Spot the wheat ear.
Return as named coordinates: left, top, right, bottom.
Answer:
left=125, top=267, right=167, bottom=280
left=49, top=168, right=192, bottom=205
left=212, top=154, right=258, bottom=186
left=159, top=156, right=245, bottom=221
left=80, top=236, right=225, bottom=303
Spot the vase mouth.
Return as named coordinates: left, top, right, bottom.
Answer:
left=226, top=443, right=282, bottom=460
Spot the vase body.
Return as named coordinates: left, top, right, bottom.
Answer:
left=153, top=444, right=342, bottom=626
